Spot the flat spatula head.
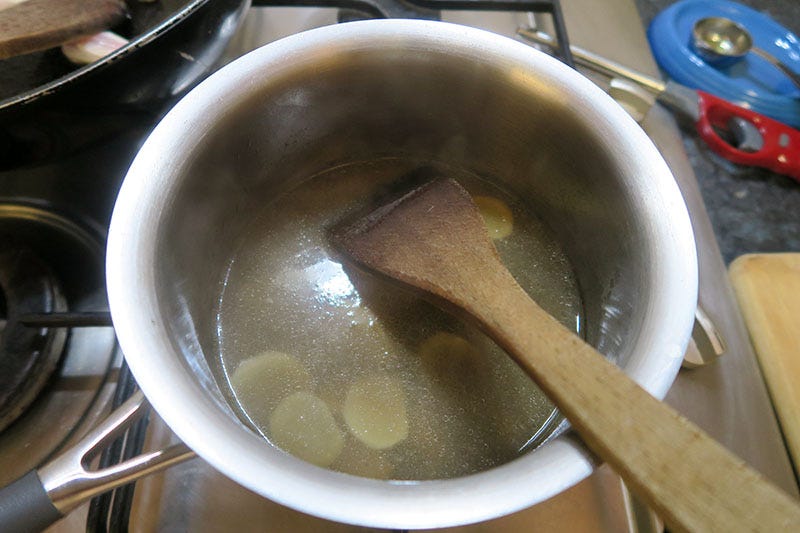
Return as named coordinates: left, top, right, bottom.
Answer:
left=331, top=178, right=508, bottom=311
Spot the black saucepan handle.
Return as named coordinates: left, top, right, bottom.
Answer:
left=0, top=471, right=62, bottom=533
left=0, top=392, right=194, bottom=532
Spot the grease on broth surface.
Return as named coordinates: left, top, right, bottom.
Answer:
left=216, top=159, right=584, bottom=480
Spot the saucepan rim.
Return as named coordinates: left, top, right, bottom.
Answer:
left=106, top=19, right=697, bottom=529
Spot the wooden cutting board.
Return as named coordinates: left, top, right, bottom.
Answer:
left=729, top=253, right=800, bottom=473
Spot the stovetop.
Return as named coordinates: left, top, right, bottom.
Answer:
left=1, top=0, right=797, bottom=531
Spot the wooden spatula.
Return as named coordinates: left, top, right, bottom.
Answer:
left=0, top=0, right=127, bottom=60
left=332, top=178, right=800, bottom=532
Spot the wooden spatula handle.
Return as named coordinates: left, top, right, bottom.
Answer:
left=335, top=178, right=800, bottom=531
left=469, top=265, right=800, bottom=532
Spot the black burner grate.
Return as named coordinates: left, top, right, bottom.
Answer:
left=253, top=0, right=574, bottom=66
left=18, top=311, right=113, bottom=328
left=0, top=245, right=67, bottom=432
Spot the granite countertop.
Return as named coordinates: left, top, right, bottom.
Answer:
left=635, top=0, right=800, bottom=264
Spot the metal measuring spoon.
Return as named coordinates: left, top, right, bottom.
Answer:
left=692, top=16, right=800, bottom=90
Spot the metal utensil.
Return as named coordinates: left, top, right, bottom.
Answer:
left=517, top=27, right=800, bottom=182
left=692, top=16, right=800, bottom=90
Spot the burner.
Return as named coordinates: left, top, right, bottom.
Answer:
left=0, top=203, right=118, bottom=486
left=0, top=244, right=67, bottom=431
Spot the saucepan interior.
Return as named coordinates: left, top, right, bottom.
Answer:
left=107, top=20, right=696, bottom=529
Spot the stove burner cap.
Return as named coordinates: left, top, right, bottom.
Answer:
left=0, top=243, right=67, bottom=432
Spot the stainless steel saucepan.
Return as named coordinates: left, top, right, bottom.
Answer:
left=0, top=19, right=697, bottom=531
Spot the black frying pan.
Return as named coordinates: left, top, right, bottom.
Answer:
left=0, top=1, right=181, bottom=102
left=0, top=0, right=248, bottom=170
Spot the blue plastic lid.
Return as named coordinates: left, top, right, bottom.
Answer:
left=648, top=0, right=800, bottom=128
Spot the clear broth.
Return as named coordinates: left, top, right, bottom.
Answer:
left=216, top=159, right=583, bottom=480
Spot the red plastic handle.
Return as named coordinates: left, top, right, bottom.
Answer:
left=695, top=90, right=800, bottom=182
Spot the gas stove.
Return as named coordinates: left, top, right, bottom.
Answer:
left=0, top=0, right=796, bottom=531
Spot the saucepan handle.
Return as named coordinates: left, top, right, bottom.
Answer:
left=0, top=391, right=195, bottom=533
left=0, top=471, right=62, bottom=533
